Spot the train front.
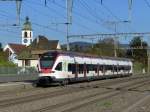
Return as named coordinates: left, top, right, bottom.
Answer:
left=37, top=52, right=57, bottom=85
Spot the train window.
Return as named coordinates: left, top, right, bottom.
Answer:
left=68, top=63, right=76, bottom=74
left=68, top=64, right=72, bottom=72
left=40, top=54, right=56, bottom=68
left=103, top=65, right=106, bottom=72
left=114, top=66, right=118, bottom=72
left=72, top=64, right=76, bottom=74
left=105, top=65, right=108, bottom=70
left=121, top=66, right=124, bottom=70
left=109, top=65, right=113, bottom=70
left=87, top=64, right=91, bottom=71
left=125, top=66, right=131, bottom=70
left=129, top=66, right=131, bottom=70
left=118, top=66, right=121, bottom=71
left=55, top=62, right=62, bottom=71
left=105, top=65, right=113, bottom=70
left=86, top=65, right=89, bottom=73
left=124, top=66, right=128, bottom=70
left=99, top=65, right=103, bottom=71
left=79, top=64, right=84, bottom=74
left=94, top=65, right=98, bottom=73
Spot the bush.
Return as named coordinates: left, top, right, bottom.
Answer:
left=133, top=61, right=145, bottom=74
left=0, top=51, right=16, bottom=67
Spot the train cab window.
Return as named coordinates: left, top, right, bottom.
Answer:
left=55, top=62, right=62, bottom=71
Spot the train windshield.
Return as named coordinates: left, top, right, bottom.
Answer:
left=40, top=55, right=56, bottom=68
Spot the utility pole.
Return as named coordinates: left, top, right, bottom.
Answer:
left=16, top=0, right=22, bottom=25
left=0, top=0, right=22, bottom=25
left=147, top=48, right=150, bottom=74
left=50, top=0, right=73, bottom=51
left=66, top=0, right=73, bottom=51
left=106, top=20, right=129, bottom=57
left=128, top=0, right=132, bottom=22
left=114, top=22, right=117, bottom=57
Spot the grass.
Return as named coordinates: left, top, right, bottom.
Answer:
left=96, top=101, right=112, bottom=108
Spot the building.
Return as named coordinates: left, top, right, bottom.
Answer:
left=3, top=43, right=26, bottom=64
left=22, top=16, right=33, bottom=46
left=3, top=16, right=33, bottom=64
left=4, top=16, right=61, bottom=67
left=18, top=35, right=61, bottom=67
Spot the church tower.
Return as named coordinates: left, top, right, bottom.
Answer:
left=22, top=16, right=33, bottom=46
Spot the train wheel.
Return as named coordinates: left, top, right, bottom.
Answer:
left=61, top=79, right=69, bottom=86
left=32, top=80, right=39, bottom=87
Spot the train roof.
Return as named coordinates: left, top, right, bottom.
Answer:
left=42, top=50, right=132, bottom=61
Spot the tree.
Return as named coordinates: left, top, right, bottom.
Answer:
left=0, top=43, right=2, bottom=51
left=129, top=36, right=148, bottom=68
left=86, top=38, right=115, bottom=57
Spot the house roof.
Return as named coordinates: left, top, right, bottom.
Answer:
left=29, top=35, right=59, bottom=50
left=18, top=35, right=60, bottom=60
left=8, top=43, right=26, bottom=55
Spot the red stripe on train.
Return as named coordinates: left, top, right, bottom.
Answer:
left=41, top=68, right=52, bottom=73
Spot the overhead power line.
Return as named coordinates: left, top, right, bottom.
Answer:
left=50, top=0, right=107, bottom=31
left=79, top=0, right=104, bottom=22
left=26, top=0, right=96, bottom=32
left=0, top=7, right=66, bottom=35
left=144, top=0, right=150, bottom=8
left=78, top=0, right=115, bottom=31
left=0, top=0, right=22, bottom=24
left=68, top=32, right=150, bottom=39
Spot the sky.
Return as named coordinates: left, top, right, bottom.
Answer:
left=0, top=0, right=150, bottom=46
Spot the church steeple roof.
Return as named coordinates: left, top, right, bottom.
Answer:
left=22, top=16, right=32, bottom=30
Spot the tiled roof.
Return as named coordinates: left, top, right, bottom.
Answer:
left=30, top=35, right=59, bottom=50
left=18, top=35, right=60, bottom=59
left=8, top=43, right=26, bottom=55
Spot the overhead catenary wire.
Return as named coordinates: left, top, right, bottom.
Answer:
left=144, top=0, right=150, bottom=9
left=0, top=8, right=66, bottom=35
left=78, top=0, right=115, bottom=31
left=25, top=0, right=97, bottom=33
left=79, top=0, right=105, bottom=22
left=0, top=0, right=66, bottom=35
left=95, top=0, right=136, bottom=32
left=50, top=0, right=113, bottom=32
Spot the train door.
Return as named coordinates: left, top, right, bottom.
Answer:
left=103, top=64, right=105, bottom=75
left=84, top=63, right=86, bottom=77
left=99, top=65, right=103, bottom=76
left=117, top=64, right=119, bottom=75
left=113, top=65, right=114, bottom=75
left=97, top=64, right=99, bottom=76
left=75, top=62, right=78, bottom=78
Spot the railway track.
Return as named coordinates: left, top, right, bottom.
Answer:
left=120, top=94, right=150, bottom=112
left=0, top=75, right=150, bottom=111
left=0, top=86, right=93, bottom=108
left=30, top=76, right=150, bottom=112
left=68, top=75, right=150, bottom=88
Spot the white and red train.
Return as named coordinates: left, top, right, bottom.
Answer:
left=37, top=50, right=133, bottom=85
